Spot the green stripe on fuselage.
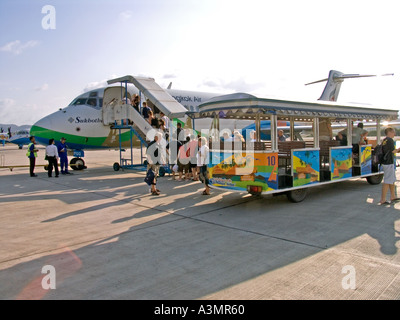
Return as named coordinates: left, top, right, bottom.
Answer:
left=30, top=125, right=136, bottom=148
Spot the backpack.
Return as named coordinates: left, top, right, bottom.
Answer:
left=144, top=169, right=155, bottom=186
left=373, top=141, right=387, bottom=165
left=372, top=143, right=384, bottom=164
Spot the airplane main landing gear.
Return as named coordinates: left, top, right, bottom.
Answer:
left=70, top=157, right=86, bottom=170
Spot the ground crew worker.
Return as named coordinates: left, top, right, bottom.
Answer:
left=57, top=137, right=71, bottom=174
left=27, top=136, right=39, bottom=177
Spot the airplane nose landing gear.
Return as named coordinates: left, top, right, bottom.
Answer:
left=70, top=157, right=86, bottom=170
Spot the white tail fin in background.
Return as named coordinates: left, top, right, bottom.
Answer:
left=305, top=70, right=394, bottom=102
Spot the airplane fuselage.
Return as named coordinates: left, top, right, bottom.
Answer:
left=30, top=86, right=220, bottom=150
left=8, top=130, right=30, bottom=148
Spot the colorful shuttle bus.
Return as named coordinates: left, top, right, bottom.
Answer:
left=190, top=93, right=399, bottom=202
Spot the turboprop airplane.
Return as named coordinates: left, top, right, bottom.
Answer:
left=8, top=129, right=30, bottom=149
left=29, top=70, right=394, bottom=170
left=30, top=80, right=219, bottom=169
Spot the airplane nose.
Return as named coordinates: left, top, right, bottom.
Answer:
left=30, top=114, right=54, bottom=144
left=31, top=116, right=49, bottom=133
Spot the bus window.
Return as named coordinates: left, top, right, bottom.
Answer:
left=260, top=129, right=270, bottom=141
left=296, top=119, right=314, bottom=147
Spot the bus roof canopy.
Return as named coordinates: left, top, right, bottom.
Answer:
left=190, top=93, right=399, bottom=121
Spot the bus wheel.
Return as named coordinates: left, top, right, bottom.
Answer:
left=287, top=188, right=308, bottom=203
left=113, top=162, right=120, bottom=171
left=367, top=174, right=383, bottom=185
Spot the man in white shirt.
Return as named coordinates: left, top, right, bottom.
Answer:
left=160, top=112, right=169, bottom=130
left=46, top=138, right=59, bottom=178
left=122, top=95, right=131, bottom=105
left=198, top=137, right=210, bottom=195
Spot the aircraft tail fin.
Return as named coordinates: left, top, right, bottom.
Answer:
left=167, top=82, right=172, bottom=90
left=305, top=70, right=394, bottom=102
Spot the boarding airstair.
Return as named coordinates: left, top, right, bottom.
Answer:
left=103, top=76, right=188, bottom=141
left=110, top=106, right=152, bottom=146
left=103, top=75, right=188, bottom=170
left=108, top=75, right=188, bottom=119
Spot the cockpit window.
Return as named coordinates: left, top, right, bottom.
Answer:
left=72, top=98, right=88, bottom=105
left=89, top=92, right=98, bottom=98
left=68, top=96, right=101, bottom=109
left=87, top=98, right=97, bottom=107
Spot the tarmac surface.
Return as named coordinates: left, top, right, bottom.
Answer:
left=1, top=143, right=400, bottom=300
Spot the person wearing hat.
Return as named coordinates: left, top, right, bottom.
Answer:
left=57, top=137, right=71, bottom=174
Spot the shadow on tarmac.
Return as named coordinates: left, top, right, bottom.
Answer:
left=1, top=167, right=400, bottom=299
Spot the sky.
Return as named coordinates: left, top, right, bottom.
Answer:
left=0, top=0, right=399, bottom=125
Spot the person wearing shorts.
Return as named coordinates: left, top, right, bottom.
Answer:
left=379, top=127, right=400, bottom=205
left=166, top=134, right=182, bottom=180
left=177, top=142, right=190, bottom=181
